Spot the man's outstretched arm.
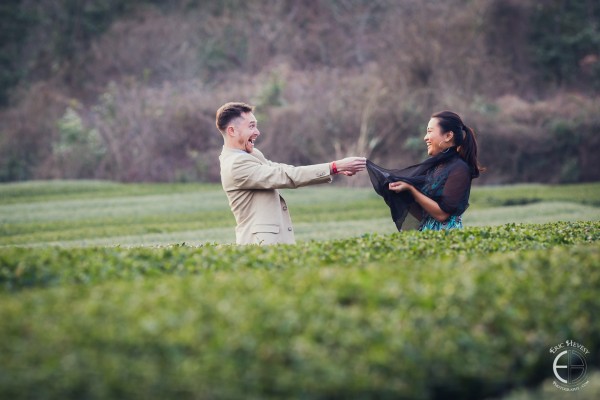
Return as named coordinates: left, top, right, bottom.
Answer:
left=232, top=155, right=366, bottom=190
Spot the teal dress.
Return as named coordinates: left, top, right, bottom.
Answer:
left=417, top=155, right=472, bottom=231
left=419, top=215, right=463, bottom=231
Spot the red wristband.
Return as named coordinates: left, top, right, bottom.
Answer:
left=331, top=162, right=338, bottom=174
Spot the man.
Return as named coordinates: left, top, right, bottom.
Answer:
left=216, top=102, right=366, bottom=245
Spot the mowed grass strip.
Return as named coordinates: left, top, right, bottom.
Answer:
left=1, top=181, right=599, bottom=246
left=0, top=188, right=235, bottom=245
left=0, top=244, right=598, bottom=399
left=0, top=185, right=379, bottom=245
left=468, top=182, right=600, bottom=208
left=6, top=202, right=598, bottom=248
left=0, top=180, right=212, bottom=205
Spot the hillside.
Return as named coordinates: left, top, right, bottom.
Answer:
left=1, top=0, right=599, bottom=183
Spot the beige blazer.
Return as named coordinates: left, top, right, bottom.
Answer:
left=219, top=147, right=332, bottom=245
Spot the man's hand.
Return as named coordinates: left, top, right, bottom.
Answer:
left=333, top=157, right=367, bottom=175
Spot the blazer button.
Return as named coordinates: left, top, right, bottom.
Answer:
left=288, top=227, right=293, bottom=231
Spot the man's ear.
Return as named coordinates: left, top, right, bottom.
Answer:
left=226, top=125, right=236, bottom=137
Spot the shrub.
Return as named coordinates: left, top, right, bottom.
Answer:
left=0, top=240, right=598, bottom=399
left=0, top=221, right=598, bottom=292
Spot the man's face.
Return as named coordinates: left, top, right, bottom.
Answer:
left=230, top=112, right=260, bottom=153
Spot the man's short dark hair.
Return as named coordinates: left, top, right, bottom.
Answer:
left=216, top=102, right=254, bottom=133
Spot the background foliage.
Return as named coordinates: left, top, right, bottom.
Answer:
left=1, top=0, right=599, bottom=183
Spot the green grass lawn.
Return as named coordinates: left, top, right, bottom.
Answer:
left=1, top=181, right=599, bottom=247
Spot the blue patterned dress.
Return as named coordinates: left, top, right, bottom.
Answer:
left=417, top=155, right=472, bottom=231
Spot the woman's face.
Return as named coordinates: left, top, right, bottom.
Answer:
left=424, top=118, right=452, bottom=156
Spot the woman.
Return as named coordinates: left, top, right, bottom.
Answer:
left=367, top=111, right=483, bottom=231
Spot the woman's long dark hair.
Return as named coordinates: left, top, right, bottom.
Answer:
left=431, top=111, right=484, bottom=178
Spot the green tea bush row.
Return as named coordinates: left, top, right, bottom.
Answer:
left=0, top=221, right=598, bottom=292
left=0, top=244, right=598, bottom=399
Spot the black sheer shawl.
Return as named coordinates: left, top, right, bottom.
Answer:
left=367, top=147, right=472, bottom=231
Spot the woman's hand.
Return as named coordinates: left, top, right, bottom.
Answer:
left=389, top=181, right=413, bottom=193
left=391, top=181, right=450, bottom=222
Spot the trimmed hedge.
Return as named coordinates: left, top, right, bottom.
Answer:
left=0, top=221, right=598, bottom=399
left=0, top=221, right=598, bottom=292
left=0, top=244, right=598, bottom=399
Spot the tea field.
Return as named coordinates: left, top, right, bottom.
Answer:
left=0, top=181, right=599, bottom=399
left=1, top=180, right=599, bottom=247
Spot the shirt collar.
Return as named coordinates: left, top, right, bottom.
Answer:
left=222, top=145, right=247, bottom=154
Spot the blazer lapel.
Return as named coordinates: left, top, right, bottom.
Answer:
left=249, top=149, right=282, bottom=197
left=249, top=149, right=269, bottom=165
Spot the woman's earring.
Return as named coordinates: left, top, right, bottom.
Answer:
left=439, top=141, right=452, bottom=153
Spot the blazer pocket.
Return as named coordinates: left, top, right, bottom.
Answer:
left=251, top=224, right=280, bottom=234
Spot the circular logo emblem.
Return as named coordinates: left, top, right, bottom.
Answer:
left=552, top=349, right=587, bottom=385
left=549, top=340, right=590, bottom=392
